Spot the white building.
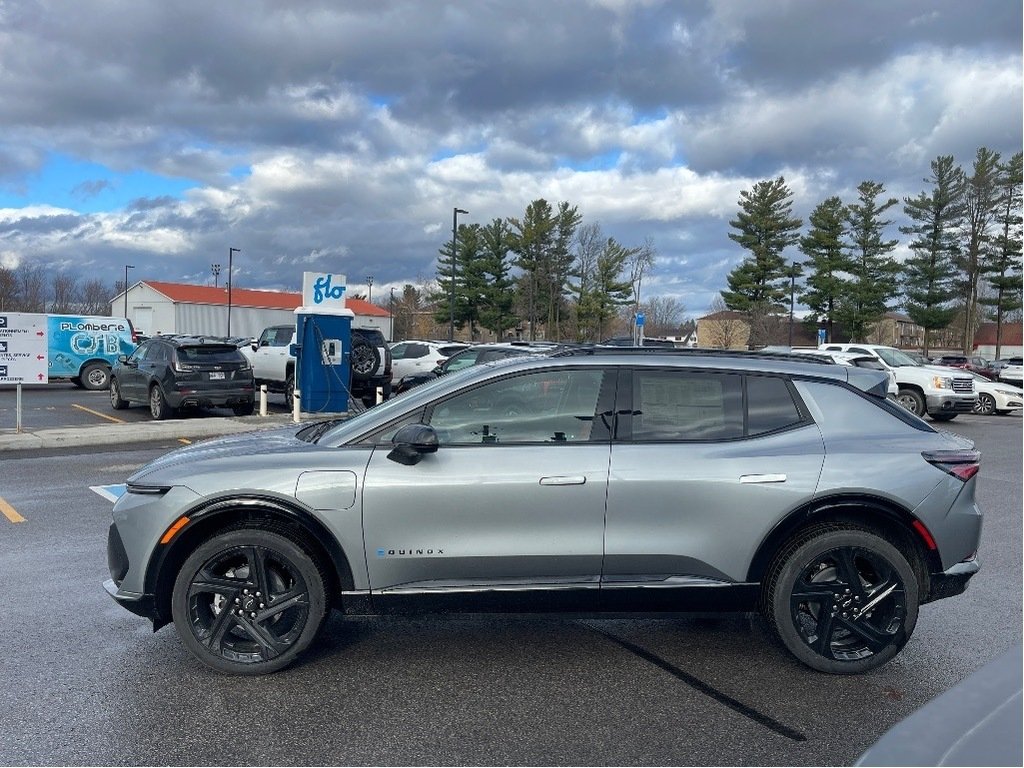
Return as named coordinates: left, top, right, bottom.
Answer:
left=111, top=280, right=393, bottom=340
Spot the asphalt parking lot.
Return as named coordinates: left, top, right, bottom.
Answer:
left=0, top=396, right=1020, bottom=765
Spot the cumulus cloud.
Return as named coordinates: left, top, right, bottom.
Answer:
left=0, top=0, right=1019, bottom=315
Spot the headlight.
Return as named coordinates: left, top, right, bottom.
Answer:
left=932, top=376, right=953, bottom=389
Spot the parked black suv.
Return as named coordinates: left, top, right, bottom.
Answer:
left=349, top=327, right=393, bottom=406
left=109, top=335, right=256, bottom=419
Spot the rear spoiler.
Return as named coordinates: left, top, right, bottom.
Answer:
left=845, top=368, right=890, bottom=399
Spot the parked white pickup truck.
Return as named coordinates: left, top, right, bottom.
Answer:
left=244, top=324, right=392, bottom=408
left=819, top=343, right=975, bottom=421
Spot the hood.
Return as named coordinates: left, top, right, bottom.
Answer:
left=127, top=425, right=315, bottom=485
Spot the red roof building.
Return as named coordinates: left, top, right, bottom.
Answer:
left=111, top=280, right=392, bottom=339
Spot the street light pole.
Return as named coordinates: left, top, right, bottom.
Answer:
left=123, top=264, right=135, bottom=319
left=788, top=261, right=799, bottom=347
left=389, top=286, right=396, bottom=341
left=211, top=263, right=221, bottom=288
left=227, top=247, right=240, bottom=336
left=366, top=275, right=374, bottom=303
left=449, top=207, right=468, bottom=342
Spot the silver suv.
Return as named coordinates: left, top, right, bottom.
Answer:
left=104, top=349, right=982, bottom=675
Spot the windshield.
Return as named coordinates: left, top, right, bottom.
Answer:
left=873, top=347, right=920, bottom=367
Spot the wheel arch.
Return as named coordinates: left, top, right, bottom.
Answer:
left=746, top=494, right=941, bottom=593
left=145, top=495, right=355, bottom=629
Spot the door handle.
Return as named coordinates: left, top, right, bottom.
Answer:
left=739, top=474, right=787, bottom=484
left=539, top=476, right=586, bottom=486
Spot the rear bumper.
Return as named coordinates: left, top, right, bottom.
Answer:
left=926, top=556, right=980, bottom=603
left=167, top=386, right=254, bottom=409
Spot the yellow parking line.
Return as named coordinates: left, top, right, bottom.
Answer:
left=0, top=496, right=26, bottom=524
left=71, top=403, right=126, bottom=424
left=178, top=438, right=192, bottom=444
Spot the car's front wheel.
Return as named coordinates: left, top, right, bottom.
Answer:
left=974, top=393, right=996, bottom=415
left=171, top=528, right=328, bottom=675
left=896, top=388, right=925, bottom=416
left=765, top=525, right=919, bottom=674
left=109, top=378, right=128, bottom=410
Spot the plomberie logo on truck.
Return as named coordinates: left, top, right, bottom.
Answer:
left=59, top=321, right=128, bottom=332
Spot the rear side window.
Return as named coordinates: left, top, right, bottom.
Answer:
left=631, top=371, right=744, bottom=440
left=630, top=371, right=804, bottom=441
left=746, top=375, right=802, bottom=435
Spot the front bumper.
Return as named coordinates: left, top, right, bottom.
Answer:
left=926, top=393, right=976, bottom=414
left=103, top=578, right=158, bottom=621
left=926, top=556, right=981, bottom=603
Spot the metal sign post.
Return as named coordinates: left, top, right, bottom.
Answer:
left=1, top=312, right=49, bottom=432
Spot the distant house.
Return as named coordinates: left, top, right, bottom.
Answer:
left=867, top=312, right=924, bottom=349
left=696, top=311, right=821, bottom=349
left=110, top=280, right=392, bottom=340
left=972, top=322, right=1023, bottom=359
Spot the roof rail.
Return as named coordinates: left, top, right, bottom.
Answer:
left=550, top=346, right=835, bottom=365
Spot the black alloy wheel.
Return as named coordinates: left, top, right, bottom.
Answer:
left=766, top=526, right=918, bottom=674
left=284, top=372, right=295, bottom=411
left=974, top=393, right=996, bottom=415
left=171, top=528, right=327, bottom=675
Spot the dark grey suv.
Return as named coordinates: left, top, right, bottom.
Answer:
left=109, top=335, right=255, bottom=419
left=104, top=349, right=982, bottom=675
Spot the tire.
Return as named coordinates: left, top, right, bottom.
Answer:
left=896, top=388, right=925, bottom=416
left=284, top=372, right=295, bottom=411
left=80, top=362, right=111, bottom=391
left=930, top=413, right=957, bottom=422
left=170, top=528, right=327, bottom=675
left=233, top=401, right=255, bottom=416
left=350, top=337, right=380, bottom=380
left=109, top=378, right=128, bottom=410
left=973, top=393, right=996, bottom=415
left=149, top=385, right=175, bottom=420
left=764, top=525, right=919, bottom=675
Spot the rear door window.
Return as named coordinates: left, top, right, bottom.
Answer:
left=746, top=375, right=803, bottom=435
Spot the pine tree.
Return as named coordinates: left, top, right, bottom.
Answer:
left=477, top=218, right=517, bottom=339
left=723, top=177, right=802, bottom=312
left=798, top=196, right=849, bottom=342
left=838, top=181, right=900, bottom=342
left=979, top=151, right=1024, bottom=360
left=509, top=199, right=556, bottom=340
left=901, top=156, right=966, bottom=355
left=957, top=147, right=1003, bottom=352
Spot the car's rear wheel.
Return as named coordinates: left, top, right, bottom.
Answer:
left=930, top=413, right=956, bottom=422
left=109, top=378, right=128, bottom=409
left=974, top=393, right=996, bottom=415
left=171, top=528, right=327, bottom=675
left=284, top=372, right=295, bottom=411
left=233, top=401, right=255, bottom=416
left=765, top=526, right=919, bottom=674
left=896, top=388, right=925, bottom=416
left=80, top=362, right=111, bottom=390
left=149, top=385, right=175, bottom=420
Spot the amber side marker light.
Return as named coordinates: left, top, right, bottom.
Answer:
left=160, top=516, right=190, bottom=544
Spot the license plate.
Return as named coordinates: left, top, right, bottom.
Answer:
left=209, top=371, right=225, bottom=380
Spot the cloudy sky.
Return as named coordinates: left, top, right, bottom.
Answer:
left=1, top=0, right=1020, bottom=316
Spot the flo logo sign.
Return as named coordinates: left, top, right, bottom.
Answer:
left=302, top=272, right=347, bottom=309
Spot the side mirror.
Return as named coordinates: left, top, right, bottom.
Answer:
left=253, top=340, right=262, bottom=351
left=117, top=354, right=129, bottom=364
left=387, top=423, right=439, bottom=466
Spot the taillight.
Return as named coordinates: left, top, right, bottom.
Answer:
left=922, top=449, right=981, bottom=482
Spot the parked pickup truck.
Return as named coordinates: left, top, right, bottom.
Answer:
left=819, top=343, right=975, bottom=421
left=245, top=324, right=392, bottom=408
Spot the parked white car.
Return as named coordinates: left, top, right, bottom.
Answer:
left=968, top=372, right=1024, bottom=415
left=996, top=360, right=1023, bottom=387
left=389, top=340, right=469, bottom=382
left=766, top=347, right=899, bottom=398
left=819, top=343, right=975, bottom=421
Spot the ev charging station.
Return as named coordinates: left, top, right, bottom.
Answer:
left=293, top=272, right=354, bottom=414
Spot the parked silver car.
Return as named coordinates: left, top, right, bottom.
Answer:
left=104, top=349, right=982, bottom=675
